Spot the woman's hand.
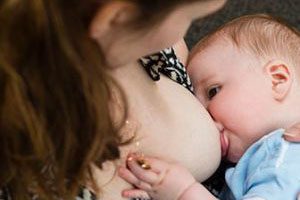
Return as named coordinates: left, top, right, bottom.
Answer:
left=118, top=153, right=196, bottom=200
left=283, top=122, right=300, bottom=142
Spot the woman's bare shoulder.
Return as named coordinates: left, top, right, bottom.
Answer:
left=173, top=39, right=189, bottom=66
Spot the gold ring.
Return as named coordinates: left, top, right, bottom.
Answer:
left=136, top=158, right=151, bottom=170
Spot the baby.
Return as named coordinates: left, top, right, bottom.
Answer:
left=118, top=14, right=300, bottom=200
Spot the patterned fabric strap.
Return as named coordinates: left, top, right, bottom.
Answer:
left=76, top=187, right=96, bottom=200
left=0, top=188, right=11, bottom=200
left=139, top=47, right=194, bottom=94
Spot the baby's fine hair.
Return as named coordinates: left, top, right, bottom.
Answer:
left=190, top=14, right=300, bottom=69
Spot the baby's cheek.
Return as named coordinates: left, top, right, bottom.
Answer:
left=207, top=97, right=231, bottom=121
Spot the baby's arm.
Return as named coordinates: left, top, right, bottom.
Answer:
left=118, top=153, right=217, bottom=200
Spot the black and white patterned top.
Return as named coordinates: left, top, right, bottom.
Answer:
left=140, top=47, right=194, bottom=94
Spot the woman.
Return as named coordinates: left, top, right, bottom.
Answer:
left=0, top=0, right=225, bottom=199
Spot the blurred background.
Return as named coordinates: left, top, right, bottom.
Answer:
left=185, top=0, right=300, bottom=49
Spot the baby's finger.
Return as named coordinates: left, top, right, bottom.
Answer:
left=122, top=189, right=151, bottom=200
left=118, top=167, right=152, bottom=191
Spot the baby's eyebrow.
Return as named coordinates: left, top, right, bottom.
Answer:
left=194, top=74, right=215, bottom=87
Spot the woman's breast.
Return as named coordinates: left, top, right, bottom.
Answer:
left=123, top=71, right=221, bottom=182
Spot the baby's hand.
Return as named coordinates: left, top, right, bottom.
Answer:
left=118, top=153, right=196, bottom=200
left=283, top=122, right=300, bottom=142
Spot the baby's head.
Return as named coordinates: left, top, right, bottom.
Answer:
left=187, top=14, right=300, bottom=162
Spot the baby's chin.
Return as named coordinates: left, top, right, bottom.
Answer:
left=226, top=151, right=243, bottom=163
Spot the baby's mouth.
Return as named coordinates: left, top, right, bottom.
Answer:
left=220, top=130, right=229, bottom=157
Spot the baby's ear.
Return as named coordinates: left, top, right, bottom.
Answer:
left=264, top=60, right=293, bottom=101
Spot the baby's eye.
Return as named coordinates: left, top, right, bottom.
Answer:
left=206, top=85, right=221, bottom=100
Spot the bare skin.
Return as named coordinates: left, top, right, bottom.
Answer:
left=284, top=122, right=300, bottom=142
left=119, top=122, right=300, bottom=200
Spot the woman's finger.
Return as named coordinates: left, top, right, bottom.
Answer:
left=122, top=188, right=151, bottom=199
left=127, top=157, right=161, bottom=185
left=118, top=166, right=139, bottom=185
left=118, top=166, right=152, bottom=191
left=128, top=153, right=169, bottom=173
